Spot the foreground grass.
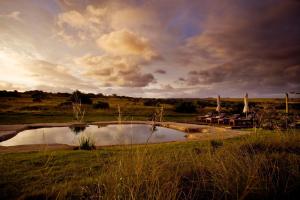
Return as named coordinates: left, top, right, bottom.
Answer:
left=0, top=130, right=299, bottom=200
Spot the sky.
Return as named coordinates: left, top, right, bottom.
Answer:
left=0, top=0, right=299, bottom=98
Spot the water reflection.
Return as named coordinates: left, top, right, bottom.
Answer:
left=0, top=124, right=186, bottom=146
left=69, top=126, right=86, bottom=135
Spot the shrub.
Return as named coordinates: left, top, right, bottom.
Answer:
left=174, top=101, right=197, bottom=113
left=93, top=101, right=110, bottom=109
left=57, top=101, right=73, bottom=108
left=255, top=105, right=294, bottom=130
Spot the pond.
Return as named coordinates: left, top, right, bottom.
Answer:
left=0, top=124, right=187, bottom=146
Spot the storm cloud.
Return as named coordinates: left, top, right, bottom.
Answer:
left=179, top=0, right=300, bottom=95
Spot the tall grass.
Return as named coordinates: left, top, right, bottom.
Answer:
left=70, top=130, right=300, bottom=199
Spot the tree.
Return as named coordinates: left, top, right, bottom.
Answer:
left=70, top=90, right=93, bottom=104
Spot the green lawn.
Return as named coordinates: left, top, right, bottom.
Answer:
left=1, top=130, right=299, bottom=200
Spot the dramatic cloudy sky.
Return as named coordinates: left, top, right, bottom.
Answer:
left=0, top=0, right=299, bottom=97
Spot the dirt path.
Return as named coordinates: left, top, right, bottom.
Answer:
left=0, top=121, right=251, bottom=153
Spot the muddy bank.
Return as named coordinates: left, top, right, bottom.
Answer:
left=0, top=122, right=86, bottom=142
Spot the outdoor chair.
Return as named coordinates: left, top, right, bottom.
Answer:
left=229, top=114, right=241, bottom=126
left=230, top=114, right=255, bottom=127
left=206, top=113, right=226, bottom=124
left=217, top=114, right=231, bottom=124
left=197, top=112, right=213, bottom=122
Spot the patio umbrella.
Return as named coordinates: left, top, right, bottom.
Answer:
left=243, top=93, right=249, bottom=118
left=216, top=95, right=221, bottom=114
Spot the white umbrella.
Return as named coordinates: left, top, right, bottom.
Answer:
left=285, top=93, right=289, bottom=114
left=216, top=95, right=221, bottom=114
left=243, top=93, right=249, bottom=117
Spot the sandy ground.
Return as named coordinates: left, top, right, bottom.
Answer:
left=0, top=121, right=251, bottom=153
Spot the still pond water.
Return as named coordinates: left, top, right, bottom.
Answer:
left=0, top=124, right=187, bottom=146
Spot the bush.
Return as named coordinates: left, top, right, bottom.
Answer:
left=70, top=90, right=93, bottom=104
left=175, top=102, right=197, bottom=113
left=93, top=101, right=110, bottom=109
left=57, top=101, right=73, bottom=108
left=0, top=90, right=21, bottom=97
left=144, top=99, right=160, bottom=106
left=31, top=91, right=47, bottom=102
left=255, top=104, right=296, bottom=130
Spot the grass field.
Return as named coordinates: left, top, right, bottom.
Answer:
left=1, top=92, right=299, bottom=199
left=1, top=93, right=299, bottom=124
left=1, top=129, right=299, bottom=199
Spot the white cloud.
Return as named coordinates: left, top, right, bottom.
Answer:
left=56, top=5, right=108, bottom=45
left=96, top=29, right=158, bottom=60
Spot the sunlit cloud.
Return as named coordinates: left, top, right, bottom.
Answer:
left=97, top=29, right=158, bottom=61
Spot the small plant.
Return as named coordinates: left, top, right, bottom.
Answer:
left=78, top=134, right=96, bottom=150
left=210, top=139, right=223, bottom=150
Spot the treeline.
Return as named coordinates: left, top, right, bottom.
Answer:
left=0, top=90, right=106, bottom=98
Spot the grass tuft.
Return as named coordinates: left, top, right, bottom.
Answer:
left=78, top=134, right=96, bottom=150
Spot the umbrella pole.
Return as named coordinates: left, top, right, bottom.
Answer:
left=285, top=93, right=289, bottom=129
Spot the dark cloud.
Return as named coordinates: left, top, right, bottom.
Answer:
left=179, top=0, right=300, bottom=94
left=154, top=69, right=166, bottom=74
left=77, top=55, right=156, bottom=87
